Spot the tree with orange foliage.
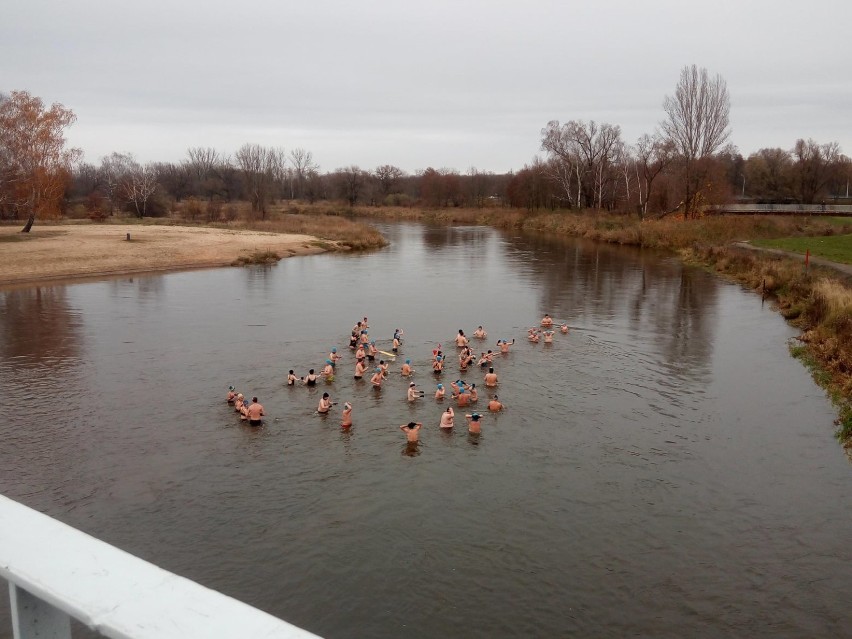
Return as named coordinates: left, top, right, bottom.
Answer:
left=0, top=90, right=81, bottom=232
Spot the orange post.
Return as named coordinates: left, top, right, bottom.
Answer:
left=805, top=249, right=810, bottom=269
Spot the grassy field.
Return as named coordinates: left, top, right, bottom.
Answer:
left=753, top=234, right=852, bottom=264
left=814, top=216, right=852, bottom=227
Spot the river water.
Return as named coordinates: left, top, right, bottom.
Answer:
left=1, top=223, right=849, bottom=638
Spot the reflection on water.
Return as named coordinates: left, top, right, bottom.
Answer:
left=0, top=287, right=83, bottom=366
left=0, top=223, right=849, bottom=639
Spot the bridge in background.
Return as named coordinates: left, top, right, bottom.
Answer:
left=0, top=494, right=321, bottom=639
left=709, top=203, right=852, bottom=216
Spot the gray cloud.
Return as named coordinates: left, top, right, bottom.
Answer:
left=3, top=0, right=850, bottom=172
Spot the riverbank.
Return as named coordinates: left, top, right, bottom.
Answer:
left=0, top=224, right=331, bottom=287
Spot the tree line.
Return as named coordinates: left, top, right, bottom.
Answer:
left=2, top=65, right=851, bottom=231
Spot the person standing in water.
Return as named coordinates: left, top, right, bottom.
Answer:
left=473, top=326, right=487, bottom=338
left=488, top=395, right=503, bottom=411
left=407, top=382, right=425, bottom=402
left=328, top=347, right=342, bottom=368
left=435, top=383, right=445, bottom=400
left=246, top=397, right=265, bottom=426
left=400, top=421, right=422, bottom=442
left=286, top=370, right=300, bottom=386
left=541, top=314, right=553, bottom=327
left=401, top=359, right=413, bottom=377
left=318, top=392, right=333, bottom=414
left=432, top=355, right=444, bottom=375
left=455, top=329, right=469, bottom=348
left=497, top=339, right=514, bottom=354
left=484, top=367, right=498, bottom=387
left=354, top=358, right=367, bottom=380
left=440, top=406, right=454, bottom=429
left=370, top=368, right=384, bottom=388
left=465, top=412, right=482, bottom=434
left=304, top=369, right=318, bottom=386
left=227, top=386, right=237, bottom=403
left=341, top=402, right=353, bottom=428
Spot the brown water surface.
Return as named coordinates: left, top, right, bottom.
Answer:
left=1, top=223, right=849, bottom=638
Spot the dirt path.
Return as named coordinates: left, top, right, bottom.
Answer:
left=0, top=224, right=330, bottom=287
left=731, top=241, right=852, bottom=278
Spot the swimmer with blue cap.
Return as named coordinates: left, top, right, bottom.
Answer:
left=435, top=383, right=445, bottom=400
left=465, top=412, right=483, bottom=434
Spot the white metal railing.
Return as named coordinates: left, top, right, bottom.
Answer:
left=711, top=203, right=852, bottom=214
left=0, top=495, right=322, bottom=639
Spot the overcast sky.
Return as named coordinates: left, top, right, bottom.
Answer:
left=3, top=0, right=850, bottom=174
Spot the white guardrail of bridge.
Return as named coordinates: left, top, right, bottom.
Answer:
left=711, top=203, right=852, bottom=215
left=0, top=495, right=322, bottom=639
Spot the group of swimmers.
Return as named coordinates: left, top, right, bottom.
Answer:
left=225, top=387, right=265, bottom=426
left=225, top=314, right=568, bottom=441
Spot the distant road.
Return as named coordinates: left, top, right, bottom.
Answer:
left=711, top=204, right=852, bottom=216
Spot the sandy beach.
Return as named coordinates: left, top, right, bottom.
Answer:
left=0, top=224, right=329, bottom=287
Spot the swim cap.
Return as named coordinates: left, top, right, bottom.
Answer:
left=371, top=340, right=375, bottom=345
left=406, top=359, right=411, bottom=364
left=238, top=393, right=244, bottom=399
left=326, top=359, right=332, bottom=364
left=331, top=348, right=337, bottom=353
left=410, top=382, right=416, bottom=387
left=437, top=384, right=443, bottom=388
left=228, top=385, right=235, bottom=391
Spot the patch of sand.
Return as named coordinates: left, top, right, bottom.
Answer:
left=0, top=224, right=329, bottom=287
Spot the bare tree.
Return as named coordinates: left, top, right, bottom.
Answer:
left=661, top=64, right=731, bottom=217
left=99, top=152, right=135, bottom=215
left=234, top=144, right=285, bottom=216
left=743, top=148, right=793, bottom=201
left=541, top=119, right=622, bottom=209
left=336, top=165, right=368, bottom=207
left=186, top=147, right=220, bottom=181
left=634, top=133, right=675, bottom=218
left=122, top=161, right=158, bottom=218
left=790, top=139, right=842, bottom=203
left=373, top=164, right=405, bottom=200
left=289, top=148, right=317, bottom=200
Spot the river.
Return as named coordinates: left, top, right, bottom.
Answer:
left=1, top=223, right=849, bottom=638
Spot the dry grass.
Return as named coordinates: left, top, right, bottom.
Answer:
left=231, top=250, right=282, bottom=266
left=227, top=215, right=387, bottom=251
left=113, top=201, right=389, bottom=251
